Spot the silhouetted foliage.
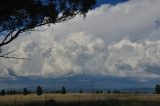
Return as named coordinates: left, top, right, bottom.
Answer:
left=23, top=88, right=28, bottom=95
left=96, top=90, right=103, bottom=94
left=0, top=0, right=96, bottom=49
left=79, top=89, right=83, bottom=93
left=61, top=86, right=66, bottom=94
left=7, top=90, right=16, bottom=95
left=7, top=90, right=13, bottom=95
left=26, top=90, right=31, bottom=94
left=155, top=84, right=160, bottom=94
left=1, top=89, right=5, bottom=96
left=107, top=90, right=111, bottom=94
left=36, top=85, right=43, bottom=96
left=112, top=89, right=120, bottom=94
left=50, top=90, right=61, bottom=93
left=135, top=91, right=140, bottom=94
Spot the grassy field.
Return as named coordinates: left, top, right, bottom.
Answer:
left=0, top=94, right=160, bottom=106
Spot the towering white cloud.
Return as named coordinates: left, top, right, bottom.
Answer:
left=1, top=0, right=160, bottom=81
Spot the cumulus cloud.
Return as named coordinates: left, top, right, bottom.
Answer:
left=1, top=0, right=160, bottom=81
left=51, top=0, right=160, bottom=43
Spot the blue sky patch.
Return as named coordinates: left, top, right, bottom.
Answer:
left=96, top=0, right=129, bottom=7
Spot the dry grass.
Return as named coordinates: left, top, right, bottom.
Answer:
left=0, top=94, right=160, bottom=106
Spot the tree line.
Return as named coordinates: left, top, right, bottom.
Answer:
left=0, top=85, right=66, bottom=96
left=0, top=86, right=121, bottom=96
left=1, top=84, right=160, bottom=96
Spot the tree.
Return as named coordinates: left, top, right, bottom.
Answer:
left=1, top=89, right=5, bottom=96
left=36, top=85, right=43, bottom=96
left=155, top=84, right=160, bottom=94
left=112, top=89, right=120, bottom=94
left=23, top=88, right=28, bottom=95
left=0, top=0, right=96, bottom=58
left=61, top=86, right=66, bottom=94
left=79, top=89, right=83, bottom=94
left=107, top=90, right=111, bottom=94
left=96, top=90, right=103, bottom=94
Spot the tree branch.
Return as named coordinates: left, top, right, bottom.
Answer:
left=0, top=25, right=29, bottom=48
left=0, top=55, right=31, bottom=60
left=0, top=30, right=21, bottom=48
left=0, top=50, right=31, bottom=60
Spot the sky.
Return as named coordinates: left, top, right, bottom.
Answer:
left=96, top=0, right=128, bottom=6
left=1, top=0, right=160, bottom=91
